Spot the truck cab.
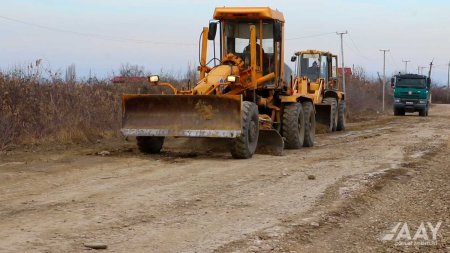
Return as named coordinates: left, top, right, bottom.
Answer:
left=391, top=74, right=431, bottom=116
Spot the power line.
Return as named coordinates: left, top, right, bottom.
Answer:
left=286, top=32, right=335, bottom=41
left=347, top=33, right=373, bottom=61
left=388, top=51, right=401, bottom=71
left=0, top=15, right=196, bottom=46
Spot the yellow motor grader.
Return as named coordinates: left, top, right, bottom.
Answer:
left=121, top=7, right=316, bottom=159
left=290, top=50, right=346, bottom=132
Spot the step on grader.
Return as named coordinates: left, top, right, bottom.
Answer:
left=290, top=50, right=346, bottom=132
left=121, top=7, right=316, bottom=159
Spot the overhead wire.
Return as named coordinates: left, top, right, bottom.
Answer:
left=0, top=15, right=196, bottom=46
left=347, top=33, right=373, bottom=61
left=388, top=51, right=401, bottom=71
left=286, top=32, right=335, bottom=41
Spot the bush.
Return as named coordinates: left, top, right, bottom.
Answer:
left=0, top=72, right=144, bottom=150
left=0, top=63, right=197, bottom=151
left=345, top=66, right=393, bottom=117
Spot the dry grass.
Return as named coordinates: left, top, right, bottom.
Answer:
left=0, top=63, right=197, bottom=151
left=0, top=63, right=404, bottom=151
left=0, top=73, right=144, bottom=150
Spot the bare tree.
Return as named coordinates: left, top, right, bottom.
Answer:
left=120, top=63, right=145, bottom=77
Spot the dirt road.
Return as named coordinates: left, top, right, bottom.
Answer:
left=0, top=105, right=449, bottom=253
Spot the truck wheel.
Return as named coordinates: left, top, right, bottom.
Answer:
left=302, top=101, right=315, bottom=147
left=136, top=136, right=165, bottom=154
left=323, top=97, right=338, bottom=131
left=282, top=102, right=305, bottom=149
left=419, top=108, right=427, bottom=117
left=394, top=108, right=405, bottom=116
left=231, top=101, right=259, bottom=159
left=336, top=101, right=346, bottom=131
left=394, top=108, right=400, bottom=116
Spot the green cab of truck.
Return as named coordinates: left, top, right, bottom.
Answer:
left=391, top=74, right=431, bottom=117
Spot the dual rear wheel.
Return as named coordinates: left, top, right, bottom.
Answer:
left=282, top=102, right=315, bottom=149
left=232, top=100, right=316, bottom=158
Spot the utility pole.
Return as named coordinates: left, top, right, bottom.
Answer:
left=380, top=49, right=390, bottom=112
left=419, top=66, right=427, bottom=75
left=447, top=61, right=450, bottom=103
left=402, top=60, right=410, bottom=73
left=337, top=31, right=348, bottom=94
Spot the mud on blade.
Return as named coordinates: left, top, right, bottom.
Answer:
left=121, top=94, right=242, bottom=138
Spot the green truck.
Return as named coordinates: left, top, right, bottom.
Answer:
left=391, top=74, right=431, bottom=116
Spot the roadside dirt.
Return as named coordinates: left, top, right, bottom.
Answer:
left=0, top=105, right=449, bottom=253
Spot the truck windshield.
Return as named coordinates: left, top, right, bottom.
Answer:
left=396, top=78, right=427, bottom=88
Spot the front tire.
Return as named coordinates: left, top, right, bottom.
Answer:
left=136, top=136, right=165, bottom=154
left=302, top=101, right=315, bottom=147
left=336, top=100, right=346, bottom=131
left=323, top=97, right=338, bottom=131
left=230, top=101, right=259, bottom=159
left=394, top=107, right=405, bottom=116
left=419, top=108, right=427, bottom=117
left=282, top=102, right=305, bottom=149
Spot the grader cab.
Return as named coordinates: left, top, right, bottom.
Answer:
left=121, top=7, right=316, bottom=158
left=291, top=50, right=346, bottom=132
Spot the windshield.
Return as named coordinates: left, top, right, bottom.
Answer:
left=396, top=78, right=427, bottom=88
left=223, top=20, right=275, bottom=74
left=300, top=53, right=320, bottom=81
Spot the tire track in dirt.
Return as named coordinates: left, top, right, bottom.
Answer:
left=0, top=105, right=448, bottom=253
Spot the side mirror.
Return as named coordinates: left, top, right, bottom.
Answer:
left=390, top=77, right=395, bottom=88
left=208, top=22, right=217, bottom=40
left=290, top=55, right=297, bottom=62
left=427, top=78, right=431, bottom=87
left=274, top=22, right=282, bottom=42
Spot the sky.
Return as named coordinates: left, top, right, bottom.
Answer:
left=1, top=0, right=449, bottom=85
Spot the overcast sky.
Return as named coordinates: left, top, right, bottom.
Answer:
left=1, top=0, right=449, bottom=84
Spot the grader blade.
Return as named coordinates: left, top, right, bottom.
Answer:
left=121, top=94, right=242, bottom=138
left=255, top=129, right=284, bottom=156
left=315, top=104, right=333, bottom=133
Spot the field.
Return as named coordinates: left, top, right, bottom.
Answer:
left=0, top=104, right=448, bottom=253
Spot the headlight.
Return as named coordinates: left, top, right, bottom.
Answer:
left=394, top=98, right=401, bottom=103
left=419, top=100, right=427, bottom=104
left=227, top=75, right=238, bottom=83
left=148, top=75, right=159, bottom=83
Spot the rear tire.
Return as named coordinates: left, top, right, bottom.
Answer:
left=136, top=136, right=164, bottom=154
left=282, top=102, right=305, bottom=149
left=336, top=100, right=346, bottom=131
left=323, top=97, right=338, bottom=131
left=302, top=101, right=315, bottom=147
left=231, top=101, right=259, bottom=159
